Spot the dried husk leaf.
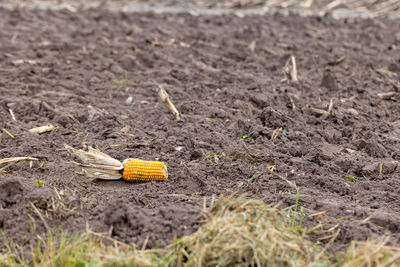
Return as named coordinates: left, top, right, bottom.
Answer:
left=65, top=145, right=122, bottom=170
left=65, top=145, right=123, bottom=180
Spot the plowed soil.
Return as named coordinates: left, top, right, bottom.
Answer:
left=0, top=7, right=400, bottom=255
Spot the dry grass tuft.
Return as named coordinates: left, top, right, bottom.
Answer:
left=341, top=239, right=400, bottom=267
left=0, top=232, right=157, bottom=267
left=162, top=195, right=329, bottom=266
left=1, top=195, right=400, bottom=266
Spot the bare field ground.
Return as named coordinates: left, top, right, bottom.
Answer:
left=0, top=1, right=400, bottom=259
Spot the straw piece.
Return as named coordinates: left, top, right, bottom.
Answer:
left=310, top=107, right=330, bottom=115
left=157, top=85, right=181, bottom=121
left=283, top=56, right=298, bottom=82
left=29, top=125, right=57, bottom=134
left=0, top=157, right=39, bottom=165
left=2, top=128, right=15, bottom=138
left=9, top=109, right=16, bottom=121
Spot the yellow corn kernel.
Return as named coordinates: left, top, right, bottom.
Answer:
left=122, top=159, right=167, bottom=182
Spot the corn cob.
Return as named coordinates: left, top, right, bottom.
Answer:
left=65, top=145, right=167, bottom=182
left=122, top=158, right=167, bottom=182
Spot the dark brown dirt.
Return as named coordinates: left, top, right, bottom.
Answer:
left=0, top=7, right=400, bottom=256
